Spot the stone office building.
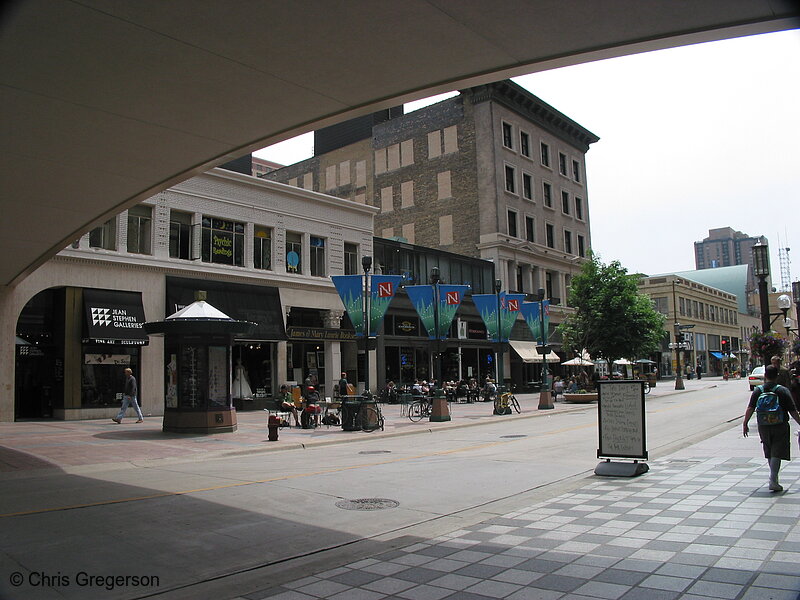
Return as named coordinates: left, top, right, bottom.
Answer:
left=264, top=79, right=599, bottom=307
left=4, top=167, right=376, bottom=422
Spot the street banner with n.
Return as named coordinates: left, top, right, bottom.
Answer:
left=369, top=275, right=403, bottom=337
left=436, top=285, right=470, bottom=340
left=331, top=275, right=365, bottom=337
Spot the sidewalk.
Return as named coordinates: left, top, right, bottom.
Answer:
left=236, top=421, right=800, bottom=600
left=0, top=378, right=715, bottom=473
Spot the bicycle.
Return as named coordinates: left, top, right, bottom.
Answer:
left=408, top=399, right=432, bottom=422
left=357, top=401, right=384, bottom=432
left=493, top=390, right=521, bottom=415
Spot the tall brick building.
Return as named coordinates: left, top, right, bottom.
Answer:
left=694, top=227, right=769, bottom=295
left=264, top=80, right=598, bottom=304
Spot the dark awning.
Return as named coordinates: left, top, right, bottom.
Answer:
left=166, top=277, right=286, bottom=341
left=83, top=289, right=148, bottom=345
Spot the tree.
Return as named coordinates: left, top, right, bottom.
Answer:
left=558, top=253, right=665, bottom=362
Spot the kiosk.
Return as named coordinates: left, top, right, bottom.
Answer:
left=144, top=291, right=255, bottom=433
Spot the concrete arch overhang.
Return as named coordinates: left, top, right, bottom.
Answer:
left=2, top=0, right=798, bottom=288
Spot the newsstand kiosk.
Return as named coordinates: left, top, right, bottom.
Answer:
left=144, top=291, right=256, bottom=433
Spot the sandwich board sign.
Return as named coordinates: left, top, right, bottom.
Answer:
left=596, top=380, right=648, bottom=477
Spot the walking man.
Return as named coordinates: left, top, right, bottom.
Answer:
left=113, top=367, right=144, bottom=424
left=743, top=365, right=800, bottom=491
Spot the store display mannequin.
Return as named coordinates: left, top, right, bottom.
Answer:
left=232, top=358, right=252, bottom=399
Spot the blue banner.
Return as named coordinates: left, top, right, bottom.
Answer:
left=331, top=275, right=365, bottom=336
left=369, top=275, right=403, bottom=337
left=520, top=300, right=550, bottom=342
left=437, top=285, right=470, bottom=339
left=405, top=285, right=436, bottom=340
left=500, top=293, right=525, bottom=342
left=473, top=294, right=500, bottom=342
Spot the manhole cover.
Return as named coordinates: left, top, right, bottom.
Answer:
left=501, top=435, right=527, bottom=438
left=359, top=450, right=392, bottom=455
left=335, top=498, right=399, bottom=511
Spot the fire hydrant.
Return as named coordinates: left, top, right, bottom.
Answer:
left=267, top=414, right=280, bottom=441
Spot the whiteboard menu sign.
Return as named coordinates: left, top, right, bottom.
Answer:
left=597, top=381, right=648, bottom=460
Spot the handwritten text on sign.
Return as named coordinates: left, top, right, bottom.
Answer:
left=598, top=381, right=647, bottom=459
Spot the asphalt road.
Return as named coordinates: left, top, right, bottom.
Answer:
left=0, top=381, right=749, bottom=600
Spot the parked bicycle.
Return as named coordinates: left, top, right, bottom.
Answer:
left=493, top=389, right=521, bottom=415
left=357, top=400, right=384, bottom=432
left=408, top=399, right=432, bottom=422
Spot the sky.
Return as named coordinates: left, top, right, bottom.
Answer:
left=254, top=29, right=800, bottom=289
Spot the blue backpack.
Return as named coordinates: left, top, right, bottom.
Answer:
left=755, top=385, right=786, bottom=426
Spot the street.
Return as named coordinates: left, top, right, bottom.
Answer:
left=0, top=380, right=753, bottom=599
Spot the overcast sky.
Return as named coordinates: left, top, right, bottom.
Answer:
left=254, top=29, right=799, bottom=289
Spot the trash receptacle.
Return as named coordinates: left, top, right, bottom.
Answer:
left=341, top=397, right=362, bottom=431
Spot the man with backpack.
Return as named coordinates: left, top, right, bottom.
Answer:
left=743, top=365, right=800, bottom=492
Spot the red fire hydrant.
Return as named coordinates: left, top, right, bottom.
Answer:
left=268, top=415, right=280, bottom=441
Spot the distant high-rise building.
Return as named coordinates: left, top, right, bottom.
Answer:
left=694, top=227, right=768, bottom=294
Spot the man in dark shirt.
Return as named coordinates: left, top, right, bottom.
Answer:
left=112, top=367, right=144, bottom=424
left=743, top=365, right=800, bottom=491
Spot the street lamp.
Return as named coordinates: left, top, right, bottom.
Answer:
left=535, top=288, right=553, bottom=410
left=361, top=255, right=372, bottom=396
left=494, top=278, right=503, bottom=390
left=430, top=266, right=442, bottom=395
left=752, top=240, right=771, bottom=333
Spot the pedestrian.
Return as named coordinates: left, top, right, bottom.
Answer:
left=771, top=355, right=792, bottom=388
left=338, top=372, right=349, bottom=398
left=112, top=367, right=143, bottom=424
left=742, top=365, right=800, bottom=492
left=696, top=362, right=702, bottom=380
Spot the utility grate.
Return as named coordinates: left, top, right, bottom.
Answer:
left=336, top=498, right=399, bottom=511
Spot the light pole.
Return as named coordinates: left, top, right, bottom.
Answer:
left=536, top=287, right=553, bottom=410
left=361, top=255, right=372, bottom=396
left=430, top=266, right=442, bottom=395
left=494, top=278, right=503, bottom=390
left=752, top=240, right=772, bottom=334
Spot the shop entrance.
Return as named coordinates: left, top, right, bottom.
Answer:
left=231, top=342, right=274, bottom=409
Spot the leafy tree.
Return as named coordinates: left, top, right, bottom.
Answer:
left=557, top=253, right=665, bottom=362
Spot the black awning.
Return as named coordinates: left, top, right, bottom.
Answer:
left=83, top=289, right=148, bottom=345
left=166, top=277, right=286, bottom=341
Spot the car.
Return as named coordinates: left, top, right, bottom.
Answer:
left=748, top=366, right=765, bottom=390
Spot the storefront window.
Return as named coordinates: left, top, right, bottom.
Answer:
left=169, top=210, right=192, bottom=260
left=286, top=232, right=302, bottom=273
left=201, top=216, right=244, bottom=266
left=81, top=347, right=139, bottom=408
left=254, top=226, right=272, bottom=270
left=127, top=205, right=152, bottom=255
left=310, top=236, right=326, bottom=276
left=89, top=217, right=117, bottom=251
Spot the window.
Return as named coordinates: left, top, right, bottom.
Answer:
left=652, top=297, right=669, bottom=315
left=564, top=230, right=573, bottom=254
left=572, top=159, right=581, bottom=183
left=558, top=152, right=568, bottom=176
left=169, top=211, right=191, bottom=260
left=542, top=182, right=552, bottom=208
left=575, top=197, right=584, bottom=220
left=520, top=132, right=530, bottom=157
left=502, top=122, right=513, bottom=149
left=540, top=142, right=550, bottom=167
left=344, top=243, right=358, bottom=275
left=679, top=297, right=686, bottom=316
left=507, top=211, right=518, bottom=238
left=89, top=217, right=117, bottom=251
left=545, top=271, right=553, bottom=299
left=254, top=226, right=272, bottom=270
left=577, top=234, right=585, bottom=258
left=201, top=216, right=244, bottom=266
left=561, top=190, right=570, bottom=215
left=525, top=216, right=535, bottom=242
left=127, top=205, right=152, bottom=254
left=286, top=232, right=302, bottom=273
left=504, top=165, right=516, bottom=194
left=522, top=173, right=532, bottom=200
left=310, top=236, right=326, bottom=277
left=546, top=223, right=555, bottom=248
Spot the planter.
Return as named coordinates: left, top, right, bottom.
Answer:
left=564, top=393, right=598, bottom=403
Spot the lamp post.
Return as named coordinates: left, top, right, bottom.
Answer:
left=361, top=255, right=372, bottom=396
left=752, top=240, right=771, bottom=334
left=430, top=266, right=442, bottom=394
left=494, top=278, right=503, bottom=390
left=536, top=287, right=553, bottom=410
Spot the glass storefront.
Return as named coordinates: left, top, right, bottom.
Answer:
left=81, top=346, right=140, bottom=408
